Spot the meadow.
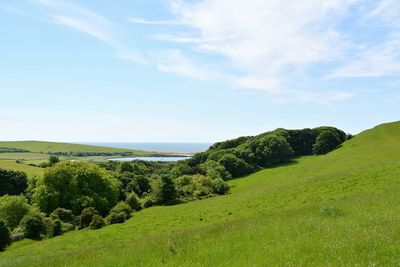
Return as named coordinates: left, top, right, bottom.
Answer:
left=0, top=122, right=399, bottom=266
left=0, top=141, right=154, bottom=178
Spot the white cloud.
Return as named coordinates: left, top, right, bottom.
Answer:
left=32, top=0, right=145, bottom=63
left=155, top=50, right=211, bottom=80
left=329, top=36, right=400, bottom=78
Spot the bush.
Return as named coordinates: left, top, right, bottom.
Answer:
left=33, top=161, right=119, bottom=216
left=0, top=169, right=28, bottom=196
left=126, top=192, right=141, bottom=211
left=107, top=211, right=128, bottom=224
left=0, top=195, right=31, bottom=230
left=213, top=178, right=230, bottom=195
left=79, top=207, right=99, bottom=229
left=313, top=130, right=342, bottom=155
left=199, top=160, right=232, bottom=181
left=50, top=208, right=74, bottom=224
left=0, top=220, right=11, bottom=251
left=19, top=211, right=47, bottom=240
left=110, top=202, right=132, bottom=219
left=141, top=197, right=153, bottom=209
left=218, top=154, right=253, bottom=177
left=61, top=223, right=75, bottom=233
left=50, top=219, right=63, bottom=237
left=89, top=215, right=105, bottom=229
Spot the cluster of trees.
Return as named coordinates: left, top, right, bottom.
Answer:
left=50, top=152, right=137, bottom=157
left=0, top=125, right=348, bottom=251
left=0, top=147, right=30, bottom=153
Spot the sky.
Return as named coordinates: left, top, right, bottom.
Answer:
left=0, top=0, right=399, bottom=142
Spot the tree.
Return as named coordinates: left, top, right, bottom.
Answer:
left=19, top=211, right=47, bottom=240
left=48, top=155, right=60, bottom=167
left=0, top=168, right=28, bottom=196
left=0, top=195, right=31, bottom=230
left=218, top=154, right=253, bottom=177
left=33, top=162, right=119, bottom=215
left=151, top=175, right=177, bottom=205
left=79, top=207, right=99, bottom=229
left=199, top=160, right=232, bottom=181
left=0, top=220, right=11, bottom=251
left=50, top=219, right=63, bottom=237
left=50, top=208, right=74, bottom=224
left=313, top=130, right=342, bottom=155
left=126, top=192, right=141, bottom=211
left=89, top=215, right=105, bottom=229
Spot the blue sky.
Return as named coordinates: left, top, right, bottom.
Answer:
left=0, top=0, right=399, bottom=142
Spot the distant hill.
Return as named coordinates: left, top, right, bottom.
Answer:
left=0, top=140, right=152, bottom=155
left=1, top=121, right=400, bottom=266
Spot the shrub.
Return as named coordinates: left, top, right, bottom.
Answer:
left=213, top=178, right=230, bottom=195
left=61, top=223, right=75, bottom=233
left=79, top=207, right=99, bottom=229
left=107, top=211, right=127, bottom=224
left=0, top=195, right=31, bottom=230
left=141, top=197, right=153, bottom=209
left=0, top=169, right=28, bottom=196
left=50, top=208, right=74, bottom=224
left=50, top=219, right=63, bottom=237
left=0, top=220, right=11, bottom=251
left=218, top=154, right=253, bottom=177
left=199, top=160, right=232, bottom=181
left=126, top=192, right=141, bottom=211
left=19, top=211, right=47, bottom=240
left=313, top=131, right=342, bottom=155
left=89, top=215, right=105, bottom=229
left=110, top=202, right=132, bottom=219
left=33, top=161, right=119, bottom=216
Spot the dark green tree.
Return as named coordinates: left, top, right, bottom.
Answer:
left=218, top=154, right=253, bottom=177
left=313, top=130, right=342, bottom=155
left=151, top=175, right=177, bottom=205
left=0, top=220, right=11, bottom=251
left=0, top=168, right=28, bottom=196
left=20, top=211, right=47, bottom=240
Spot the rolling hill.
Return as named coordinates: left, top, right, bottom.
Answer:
left=1, top=122, right=400, bottom=266
left=0, top=141, right=151, bottom=154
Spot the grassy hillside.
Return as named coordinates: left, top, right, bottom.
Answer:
left=0, top=141, right=151, bottom=155
left=0, top=160, right=44, bottom=178
left=1, top=122, right=400, bottom=266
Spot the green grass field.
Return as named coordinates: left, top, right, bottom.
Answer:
left=0, top=141, right=151, bottom=154
left=1, top=122, right=400, bottom=266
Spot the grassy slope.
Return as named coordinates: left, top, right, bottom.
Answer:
left=0, top=160, right=44, bottom=178
left=0, top=141, right=151, bottom=155
left=1, top=122, right=400, bottom=266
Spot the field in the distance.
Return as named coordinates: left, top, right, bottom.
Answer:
left=1, top=122, right=399, bottom=266
left=0, top=141, right=152, bottom=154
left=0, top=140, right=155, bottom=177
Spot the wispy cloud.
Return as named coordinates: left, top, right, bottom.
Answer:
left=29, top=0, right=145, bottom=63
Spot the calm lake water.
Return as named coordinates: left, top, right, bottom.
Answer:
left=81, top=142, right=212, bottom=153
left=109, top=156, right=190, bottom=162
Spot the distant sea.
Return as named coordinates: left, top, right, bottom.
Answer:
left=80, top=143, right=212, bottom=153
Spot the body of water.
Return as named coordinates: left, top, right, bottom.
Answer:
left=81, top=142, right=212, bottom=153
left=109, top=156, right=190, bottom=162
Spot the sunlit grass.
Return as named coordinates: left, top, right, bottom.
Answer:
left=1, top=122, right=399, bottom=266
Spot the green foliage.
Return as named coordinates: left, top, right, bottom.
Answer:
left=0, top=195, right=31, bottom=230
left=89, top=215, right=105, bottom=230
left=19, top=211, right=47, bottom=240
left=106, top=211, right=127, bottom=224
left=48, top=155, right=60, bottom=166
left=0, top=220, right=11, bottom=252
left=50, top=219, right=63, bottom=237
left=175, top=175, right=229, bottom=200
left=151, top=175, right=178, bottom=205
left=235, top=134, right=293, bottom=167
left=110, top=202, right=132, bottom=219
left=124, top=174, right=151, bottom=198
left=50, top=208, right=75, bottom=224
left=0, top=168, right=28, bottom=196
left=218, top=154, right=253, bottom=177
left=1, top=122, right=400, bottom=266
left=313, top=130, right=342, bottom=155
left=126, top=192, right=141, bottom=211
left=33, top=161, right=119, bottom=215
left=199, top=160, right=232, bottom=181
left=79, top=207, right=99, bottom=229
